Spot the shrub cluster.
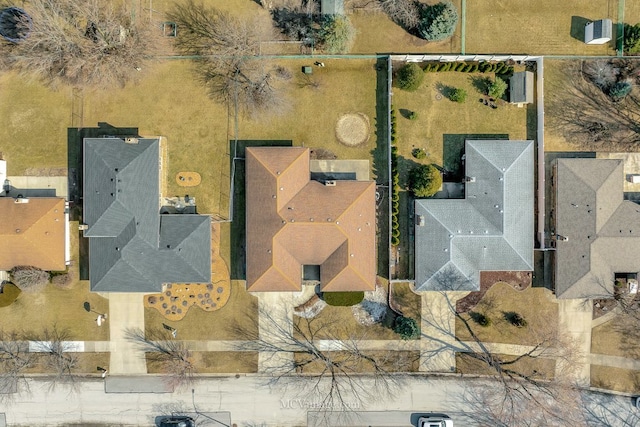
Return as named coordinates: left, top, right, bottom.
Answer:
left=409, top=164, right=442, bottom=197
left=395, top=63, right=425, bottom=91
left=390, top=109, right=401, bottom=247
left=323, top=291, right=365, bottom=306
left=393, top=315, right=420, bottom=340
left=412, top=147, right=426, bottom=159
left=624, top=22, right=640, bottom=54
left=449, top=87, right=467, bottom=103
left=424, top=61, right=514, bottom=74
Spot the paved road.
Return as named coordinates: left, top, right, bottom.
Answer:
left=4, top=376, right=638, bottom=427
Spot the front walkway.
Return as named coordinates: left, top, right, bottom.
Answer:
left=256, top=292, right=296, bottom=373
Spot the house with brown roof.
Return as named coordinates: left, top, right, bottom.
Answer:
left=0, top=197, right=67, bottom=271
left=553, top=158, right=640, bottom=299
left=245, top=147, right=376, bottom=292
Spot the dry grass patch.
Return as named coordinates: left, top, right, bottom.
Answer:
left=466, top=0, right=616, bottom=55
left=455, top=283, right=557, bottom=346
left=390, top=282, right=421, bottom=320
left=592, top=315, right=640, bottom=359
left=591, top=365, right=640, bottom=393
left=456, top=352, right=555, bottom=380
left=24, top=352, right=110, bottom=375
left=144, top=280, right=257, bottom=341
left=191, top=351, right=258, bottom=374
left=293, top=350, right=420, bottom=373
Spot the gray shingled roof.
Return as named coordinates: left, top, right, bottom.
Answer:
left=83, top=138, right=211, bottom=292
left=509, top=71, right=534, bottom=104
left=554, top=158, right=640, bottom=299
left=414, top=140, right=534, bottom=291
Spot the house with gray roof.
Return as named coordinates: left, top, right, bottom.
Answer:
left=414, top=140, right=534, bottom=291
left=554, top=158, right=640, bottom=299
left=83, top=137, right=211, bottom=292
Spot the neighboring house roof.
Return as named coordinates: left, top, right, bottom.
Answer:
left=245, top=147, right=376, bottom=292
left=0, top=197, right=66, bottom=270
left=554, top=158, right=640, bottom=299
left=414, top=140, right=534, bottom=291
left=509, top=71, right=534, bottom=104
left=83, top=137, right=211, bottom=292
left=321, top=0, right=344, bottom=15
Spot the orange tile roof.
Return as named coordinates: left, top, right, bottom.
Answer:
left=0, top=198, right=66, bottom=271
left=246, top=147, right=376, bottom=292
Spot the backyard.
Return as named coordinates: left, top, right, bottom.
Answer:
left=391, top=63, right=532, bottom=278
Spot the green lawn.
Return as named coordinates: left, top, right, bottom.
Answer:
left=466, top=0, right=617, bottom=55
left=145, top=281, right=257, bottom=340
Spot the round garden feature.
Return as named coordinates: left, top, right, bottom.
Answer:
left=335, top=113, right=370, bottom=147
left=0, top=7, right=32, bottom=43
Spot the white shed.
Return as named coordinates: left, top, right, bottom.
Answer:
left=584, top=19, right=612, bottom=45
left=509, top=71, right=535, bottom=105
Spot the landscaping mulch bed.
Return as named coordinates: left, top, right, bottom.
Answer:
left=456, top=271, right=532, bottom=314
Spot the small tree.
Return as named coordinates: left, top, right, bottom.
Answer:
left=504, top=311, right=527, bottom=327
left=393, top=316, right=420, bottom=340
left=10, top=266, right=49, bottom=293
left=380, top=0, right=420, bottom=29
left=318, top=15, right=355, bottom=54
left=412, top=147, right=426, bottom=159
left=624, top=23, right=640, bottom=54
left=488, top=77, right=507, bottom=99
left=416, top=2, right=458, bottom=41
left=409, top=164, right=442, bottom=197
left=609, top=81, right=632, bottom=101
left=395, top=63, right=424, bottom=91
left=449, top=87, right=467, bottom=103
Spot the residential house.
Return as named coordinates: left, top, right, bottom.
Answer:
left=414, top=140, right=534, bottom=291
left=83, top=137, right=211, bottom=292
left=245, top=146, right=376, bottom=292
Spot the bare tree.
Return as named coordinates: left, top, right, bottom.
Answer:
left=421, top=292, right=585, bottom=426
left=2, top=0, right=160, bottom=87
left=233, top=307, right=407, bottom=417
left=10, top=266, right=49, bottom=293
left=547, top=60, right=640, bottom=148
left=125, top=327, right=195, bottom=388
left=380, top=0, right=419, bottom=29
left=27, top=327, right=79, bottom=390
left=168, top=0, right=286, bottom=117
left=0, top=330, right=34, bottom=398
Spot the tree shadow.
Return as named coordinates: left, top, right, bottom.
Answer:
left=435, top=82, right=456, bottom=100
left=469, top=75, right=491, bottom=95
left=570, top=16, right=590, bottom=42
left=398, top=108, right=413, bottom=119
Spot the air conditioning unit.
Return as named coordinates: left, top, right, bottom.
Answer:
left=325, top=180, right=336, bottom=187
left=125, top=137, right=139, bottom=144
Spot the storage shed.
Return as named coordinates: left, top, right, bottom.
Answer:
left=509, top=71, right=534, bottom=105
left=584, top=19, right=612, bottom=45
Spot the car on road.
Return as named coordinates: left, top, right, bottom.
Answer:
left=158, top=415, right=195, bottom=427
left=418, top=414, right=453, bottom=427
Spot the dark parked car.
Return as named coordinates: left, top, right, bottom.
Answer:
left=158, top=416, right=195, bottom=427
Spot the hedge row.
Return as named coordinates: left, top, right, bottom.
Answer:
left=390, top=109, right=400, bottom=247
left=424, top=61, right=514, bottom=74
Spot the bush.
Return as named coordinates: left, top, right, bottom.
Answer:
left=449, top=87, right=467, bottom=103
left=396, top=63, right=425, bottom=91
left=10, top=266, right=49, bottom=293
left=408, top=111, right=418, bottom=120
left=488, top=77, right=507, bottom=99
left=470, top=312, right=491, bottom=327
left=479, top=62, right=490, bottom=72
left=609, top=81, right=632, bottom=101
left=318, top=15, right=355, bottom=54
left=412, top=147, right=426, bottom=159
left=416, top=2, right=458, bottom=41
left=393, top=316, right=420, bottom=339
left=0, top=283, right=21, bottom=307
left=323, top=291, right=364, bottom=306
left=469, top=64, right=478, bottom=72
left=409, top=164, right=442, bottom=197
left=392, top=228, right=400, bottom=238
left=624, top=23, right=640, bottom=54
left=391, top=235, right=400, bottom=246
left=504, top=311, right=527, bottom=327
left=51, top=273, right=73, bottom=288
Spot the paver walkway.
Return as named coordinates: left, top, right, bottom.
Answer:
left=107, top=293, right=147, bottom=374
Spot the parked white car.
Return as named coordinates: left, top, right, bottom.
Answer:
left=418, top=414, right=453, bottom=427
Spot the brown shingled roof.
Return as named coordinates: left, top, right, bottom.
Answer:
left=246, top=147, right=376, bottom=292
left=0, top=197, right=66, bottom=271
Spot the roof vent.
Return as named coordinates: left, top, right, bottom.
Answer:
left=125, top=137, right=139, bottom=144
left=465, top=176, right=476, bottom=183
left=15, top=228, right=20, bottom=233
left=325, top=180, right=337, bottom=187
